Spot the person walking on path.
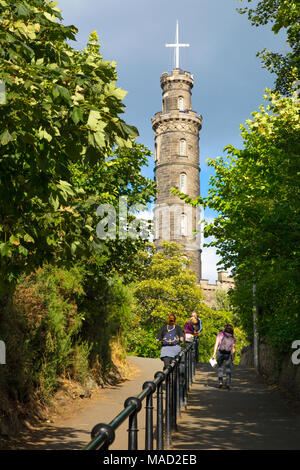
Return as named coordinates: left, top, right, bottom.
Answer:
left=184, top=311, right=202, bottom=363
left=156, top=314, right=184, bottom=369
left=184, top=311, right=202, bottom=342
left=212, top=324, right=236, bottom=390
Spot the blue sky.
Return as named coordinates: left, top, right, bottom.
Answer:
left=58, top=0, right=287, bottom=281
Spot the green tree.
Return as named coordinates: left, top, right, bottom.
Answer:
left=213, top=288, right=232, bottom=312
left=127, top=241, right=247, bottom=361
left=173, top=91, right=300, bottom=353
left=0, top=1, right=139, bottom=289
left=69, top=142, right=155, bottom=283
left=0, top=0, right=156, bottom=411
left=237, top=0, right=300, bottom=95
left=128, top=241, right=205, bottom=357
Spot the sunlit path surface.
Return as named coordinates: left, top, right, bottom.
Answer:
left=171, top=363, right=300, bottom=450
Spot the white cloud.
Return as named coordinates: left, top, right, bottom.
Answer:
left=200, top=215, right=227, bottom=283
left=201, top=244, right=222, bottom=284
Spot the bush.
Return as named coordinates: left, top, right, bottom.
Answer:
left=80, top=273, right=133, bottom=378
left=127, top=326, right=161, bottom=358
left=0, top=264, right=88, bottom=403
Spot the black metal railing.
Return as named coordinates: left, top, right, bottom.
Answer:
left=84, top=338, right=199, bottom=451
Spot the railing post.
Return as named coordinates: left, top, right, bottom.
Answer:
left=176, top=358, right=181, bottom=418
left=143, top=381, right=156, bottom=450
left=124, top=397, right=142, bottom=450
left=171, top=361, right=177, bottom=430
left=189, top=344, right=193, bottom=387
left=191, top=342, right=196, bottom=379
left=154, top=371, right=165, bottom=450
left=195, top=337, right=199, bottom=365
left=165, top=366, right=171, bottom=447
left=181, top=350, right=187, bottom=408
left=186, top=346, right=190, bottom=392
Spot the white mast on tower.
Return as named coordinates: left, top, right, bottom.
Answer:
left=166, top=20, right=189, bottom=69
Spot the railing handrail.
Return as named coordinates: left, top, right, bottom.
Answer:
left=84, top=339, right=198, bottom=451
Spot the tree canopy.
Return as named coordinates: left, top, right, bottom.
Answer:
left=0, top=1, right=156, bottom=414
left=238, top=0, right=300, bottom=95
left=0, top=1, right=155, bottom=290
left=127, top=242, right=247, bottom=361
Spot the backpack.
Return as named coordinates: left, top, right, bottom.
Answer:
left=219, top=332, right=235, bottom=353
left=162, top=326, right=179, bottom=346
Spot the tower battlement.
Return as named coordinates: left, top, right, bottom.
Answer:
left=160, top=68, right=194, bottom=84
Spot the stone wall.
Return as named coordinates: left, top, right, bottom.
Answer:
left=241, top=341, right=300, bottom=400
left=199, top=271, right=234, bottom=308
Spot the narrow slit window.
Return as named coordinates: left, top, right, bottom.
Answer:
left=180, top=173, right=186, bottom=193
left=178, top=96, right=184, bottom=111
left=181, top=214, right=186, bottom=236
left=180, top=139, right=186, bottom=156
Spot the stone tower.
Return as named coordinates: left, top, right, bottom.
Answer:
left=152, top=67, right=203, bottom=281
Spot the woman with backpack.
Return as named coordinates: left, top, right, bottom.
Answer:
left=156, top=314, right=184, bottom=369
left=212, top=324, right=236, bottom=390
left=184, top=311, right=202, bottom=343
left=184, top=311, right=203, bottom=363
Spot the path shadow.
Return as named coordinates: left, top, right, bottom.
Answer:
left=0, top=424, right=90, bottom=450
left=171, top=364, right=300, bottom=450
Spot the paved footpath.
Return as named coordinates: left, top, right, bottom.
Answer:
left=11, top=358, right=300, bottom=450
left=15, top=356, right=162, bottom=450
left=171, top=363, right=300, bottom=450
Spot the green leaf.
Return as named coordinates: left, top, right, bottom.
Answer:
left=71, top=107, right=84, bottom=125
left=49, top=194, right=60, bottom=211
left=15, top=3, right=31, bottom=17
left=38, top=128, right=52, bottom=142
left=0, top=243, right=12, bottom=257
left=87, top=110, right=101, bottom=131
left=0, top=130, right=13, bottom=145
left=23, top=234, right=34, bottom=243
left=57, top=180, right=74, bottom=197
left=52, top=84, right=71, bottom=102
left=9, top=235, right=20, bottom=246
left=18, top=245, right=28, bottom=256
left=44, top=12, right=57, bottom=22
left=119, top=121, right=139, bottom=139
left=71, top=241, right=80, bottom=255
left=94, top=130, right=106, bottom=148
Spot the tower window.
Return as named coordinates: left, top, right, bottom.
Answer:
left=181, top=214, right=186, bottom=236
left=178, top=96, right=184, bottom=111
left=180, top=173, right=186, bottom=193
left=180, top=139, right=186, bottom=156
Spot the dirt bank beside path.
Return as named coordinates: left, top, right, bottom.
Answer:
left=1, top=356, right=162, bottom=451
left=171, top=363, right=300, bottom=450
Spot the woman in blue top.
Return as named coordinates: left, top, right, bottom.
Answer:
left=156, top=314, right=184, bottom=369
